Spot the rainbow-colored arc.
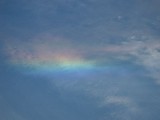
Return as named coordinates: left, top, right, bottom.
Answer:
left=11, top=54, right=96, bottom=74
left=27, top=59, right=94, bottom=70
left=4, top=39, right=130, bottom=76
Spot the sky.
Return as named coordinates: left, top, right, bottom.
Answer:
left=0, top=0, right=160, bottom=120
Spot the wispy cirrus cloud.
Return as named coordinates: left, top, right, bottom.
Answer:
left=4, top=33, right=160, bottom=85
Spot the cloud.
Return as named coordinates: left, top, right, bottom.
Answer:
left=102, top=96, right=140, bottom=120
left=1, top=0, right=160, bottom=120
left=4, top=31, right=160, bottom=84
left=122, top=40, right=160, bottom=84
left=103, top=96, right=139, bottom=111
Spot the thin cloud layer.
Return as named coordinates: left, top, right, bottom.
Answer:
left=1, top=0, right=160, bottom=120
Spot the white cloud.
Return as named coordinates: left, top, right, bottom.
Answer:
left=96, top=38, right=160, bottom=85
left=125, top=40, right=160, bottom=84
left=104, top=96, right=139, bottom=111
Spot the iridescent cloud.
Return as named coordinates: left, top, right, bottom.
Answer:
left=5, top=34, right=160, bottom=79
left=4, top=35, right=98, bottom=74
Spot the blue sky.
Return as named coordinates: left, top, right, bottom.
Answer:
left=1, top=0, right=160, bottom=120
